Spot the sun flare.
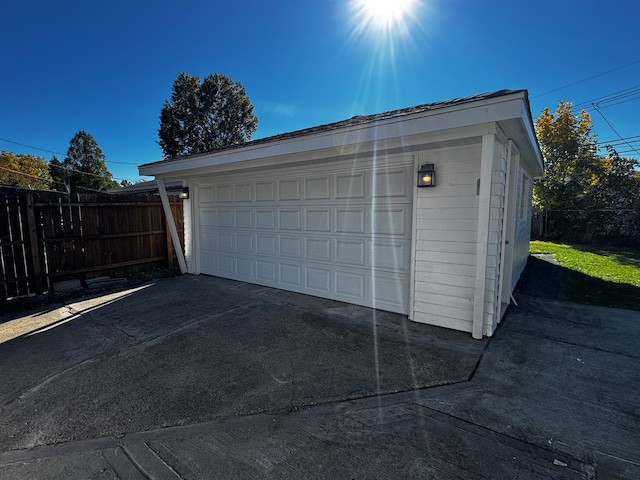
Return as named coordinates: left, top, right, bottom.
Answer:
left=351, top=0, right=418, bottom=34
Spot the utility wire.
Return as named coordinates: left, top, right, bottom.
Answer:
left=532, top=60, right=640, bottom=99
left=0, top=165, right=114, bottom=194
left=0, top=136, right=141, bottom=165
left=0, top=137, right=65, bottom=156
left=592, top=103, right=640, bottom=157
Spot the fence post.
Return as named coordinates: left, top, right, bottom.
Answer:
left=25, top=192, right=44, bottom=294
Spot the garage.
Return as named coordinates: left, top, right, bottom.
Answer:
left=140, top=90, right=543, bottom=338
left=194, top=155, right=413, bottom=314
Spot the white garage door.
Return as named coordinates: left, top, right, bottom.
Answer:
left=196, top=156, right=413, bottom=314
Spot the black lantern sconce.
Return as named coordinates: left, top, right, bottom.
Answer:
left=417, top=164, right=436, bottom=187
left=179, top=187, right=189, bottom=199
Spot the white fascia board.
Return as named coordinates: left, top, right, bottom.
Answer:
left=139, top=93, right=533, bottom=178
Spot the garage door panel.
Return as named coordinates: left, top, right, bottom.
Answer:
left=372, top=240, right=409, bottom=272
left=218, top=255, right=234, bottom=274
left=216, top=185, right=232, bottom=202
left=373, top=275, right=406, bottom=310
left=279, top=179, right=301, bottom=200
left=306, top=237, right=330, bottom=262
left=197, top=157, right=412, bottom=314
left=234, top=183, right=252, bottom=202
left=217, top=232, right=234, bottom=251
left=336, top=271, right=366, bottom=300
left=200, top=209, right=216, bottom=228
left=279, top=209, right=302, bottom=230
left=373, top=168, right=412, bottom=198
left=256, top=181, right=275, bottom=201
left=257, top=234, right=276, bottom=255
left=256, top=209, right=276, bottom=229
left=236, top=257, right=254, bottom=278
left=218, top=210, right=234, bottom=228
left=279, top=235, right=302, bottom=258
left=305, top=208, right=331, bottom=232
left=305, top=176, right=331, bottom=200
left=200, top=228, right=217, bottom=249
left=235, top=209, right=253, bottom=228
left=280, top=264, right=302, bottom=286
left=336, top=239, right=365, bottom=266
left=236, top=233, right=254, bottom=253
left=336, top=208, right=366, bottom=234
left=336, top=173, right=366, bottom=199
left=306, top=267, right=331, bottom=293
left=372, top=207, right=409, bottom=235
left=257, top=261, right=277, bottom=282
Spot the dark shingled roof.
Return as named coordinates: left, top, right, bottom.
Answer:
left=151, top=89, right=526, bottom=165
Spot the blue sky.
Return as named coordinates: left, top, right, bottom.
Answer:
left=1, top=0, right=639, bottom=184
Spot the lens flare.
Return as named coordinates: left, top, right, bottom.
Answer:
left=350, top=0, right=418, bottom=35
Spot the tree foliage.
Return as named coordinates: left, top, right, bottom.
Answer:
left=61, top=131, right=119, bottom=191
left=158, top=72, right=258, bottom=158
left=535, top=101, right=640, bottom=242
left=0, top=150, right=53, bottom=190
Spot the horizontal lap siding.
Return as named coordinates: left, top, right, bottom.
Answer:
left=484, top=149, right=507, bottom=335
left=412, top=144, right=481, bottom=333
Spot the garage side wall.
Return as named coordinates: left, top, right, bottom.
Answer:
left=483, top=140, right=508, bottom=336
left=511, top=159, right=535, bottom=290
left=412, top=143, right=482, bottom=333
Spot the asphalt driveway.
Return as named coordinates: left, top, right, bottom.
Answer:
left=1, top=259, right=639, bottom=479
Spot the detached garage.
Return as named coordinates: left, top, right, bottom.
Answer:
left=139, top=90, right=543, bottom=338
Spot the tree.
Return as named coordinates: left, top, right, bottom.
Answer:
left=49, top=155, right=66, bottom=190
left=158, top=72, right=258, bottom=158
left=63, top=131, right=119, bottom=191
left=534, top=101, right=599, bottom=212
left=535, top=101, right=640, bottom=241
left=0, top=150, right=53, bottom=190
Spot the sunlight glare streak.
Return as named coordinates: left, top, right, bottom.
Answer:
left=350, top=0, right=418, bottom=35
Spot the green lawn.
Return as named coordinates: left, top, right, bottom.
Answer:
left=530, top=241, right=640, bottom=310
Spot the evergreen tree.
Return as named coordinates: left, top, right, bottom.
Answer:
left=63, top=131, right=119, bottom=191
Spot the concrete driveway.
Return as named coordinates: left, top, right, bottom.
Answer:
left=1, top=259, right=639, bottom=479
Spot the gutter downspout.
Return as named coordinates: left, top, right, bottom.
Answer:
left=472, top=134, right=495, bottom=339
left=157, top=177, right=188, bottom=274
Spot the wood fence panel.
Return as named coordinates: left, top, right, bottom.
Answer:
left=0, top=188, right=184, bottom=301
left=0, top=193, right=31, bottom=298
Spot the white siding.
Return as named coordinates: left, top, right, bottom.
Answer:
left=511, top=163, right=535, bottom=289
left=412, top=144, right=481, bottom=332
left=484, top=141, right=507, bottom=336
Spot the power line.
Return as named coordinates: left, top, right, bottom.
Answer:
left=574, top=85, right=640, bottom=111
left=532, top=60, right=640, bottom=99
left=0, top=137, right=65, bottom=156
left=0, top=136, right=141, bottom=165
left=0, top=165, right=115, bottom=194
left=592, top=104, right=640, bottom=157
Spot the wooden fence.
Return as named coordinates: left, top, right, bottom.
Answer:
left=0, top=188, right=184, bottom=300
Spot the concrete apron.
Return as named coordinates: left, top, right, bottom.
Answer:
left=0, top=275, right=484, bottom=450
left=1, top=274, right=639, bottom=479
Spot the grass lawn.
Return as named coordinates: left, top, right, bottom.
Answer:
left=530, top=241, right=640, bottom=310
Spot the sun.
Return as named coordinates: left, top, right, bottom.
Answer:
left=350, top=0, right=418, bottom=34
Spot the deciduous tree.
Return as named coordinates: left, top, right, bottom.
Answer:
left=0, top=150, right=52, bottom=190
left=535, top=101, right=640, bottom=241
left=158, top=72, right=258, bottom=158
